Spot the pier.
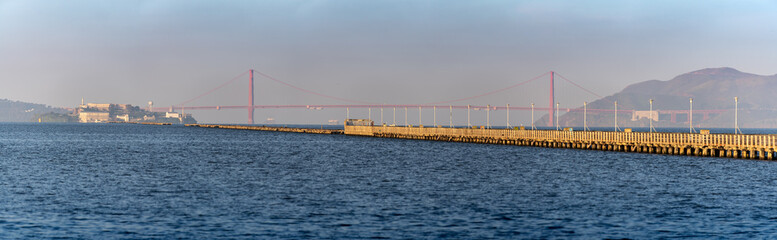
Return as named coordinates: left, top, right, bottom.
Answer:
left=107, top=121, right=173, bottom=125
left=186, top=124, right=344, bottom=134
left=182, top=122, right=777, bottom=160
left=345, top=125, right=777, bottom=160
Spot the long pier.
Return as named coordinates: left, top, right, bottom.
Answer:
left=183, top=123, right=777, bottom=160
left=345, top=125, right=777, bottom=160
left=186, top=124, right=344, bottom=134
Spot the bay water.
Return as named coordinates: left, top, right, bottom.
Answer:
left=2, top=123, right=777, bottom=238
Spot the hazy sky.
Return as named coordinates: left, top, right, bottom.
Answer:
left=1, top=0, right=776, bottom=124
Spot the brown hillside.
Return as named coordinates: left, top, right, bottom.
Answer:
left=537, top=68, right=777, bottom=128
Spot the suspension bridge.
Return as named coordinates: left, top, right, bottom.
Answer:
left=151, top=69, right=728, bottom=127
left=151, top=68, right=777, bottom=161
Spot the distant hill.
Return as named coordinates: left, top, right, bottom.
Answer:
left=538, top=67, right=777, bottom=128
left=0, top=99, right=70, bottom=122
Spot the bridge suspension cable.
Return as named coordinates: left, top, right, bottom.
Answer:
left=423, top=71, right=551, bottom=105
left=252, top=70, right=375, bottom=104
left=554, top=72, right=606, bottom=100
left=177, top=70, right=250, bottom=106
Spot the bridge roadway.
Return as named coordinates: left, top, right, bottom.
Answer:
left=184, top=124, right=776, bottom=160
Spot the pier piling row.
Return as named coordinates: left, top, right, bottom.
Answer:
left=184, top=123, right=777, bottom=160
left=345, top=125, right=777, bottom=160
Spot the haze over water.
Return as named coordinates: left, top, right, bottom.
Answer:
left=2, top=123, right=777, bottom=238
left=2, top=1, right=776, bottom=123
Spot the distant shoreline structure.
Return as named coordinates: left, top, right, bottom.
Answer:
left=36, top=101, right=197, bottom=124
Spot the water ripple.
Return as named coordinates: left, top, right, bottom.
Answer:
left=1, top=123, right=777, bottom=238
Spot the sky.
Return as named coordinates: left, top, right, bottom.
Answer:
left=1, top=0, right=776, bottom=124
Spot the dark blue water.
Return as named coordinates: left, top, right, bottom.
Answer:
left=2, top=123, right=777, bottom=238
